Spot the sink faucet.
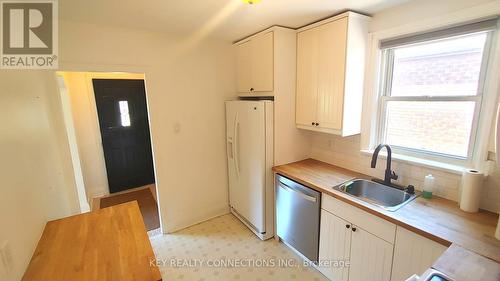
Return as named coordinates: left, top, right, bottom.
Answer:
left=371, top=144, right=398, bottom=185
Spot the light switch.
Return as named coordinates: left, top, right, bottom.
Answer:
left=173, top=122, right=181, bottom=133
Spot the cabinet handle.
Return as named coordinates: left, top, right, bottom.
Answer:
left=311, top=122, right=315, bottom=126
left=352, top=227, right=357, bottom=232
left=345, top=224, right=350, bottom=229
left=315, top=123, right=319, bottom=126
left=250, top=88, right=254, bottom=92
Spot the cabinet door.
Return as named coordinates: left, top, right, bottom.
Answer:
left=296, top=28, right=319, bottom=127
left=251, top=32, right=274, bottom=92
left=318, top=210, right=351, bottom=281
left=236, top=40, right=252, bottom=93
left=391, top=227, right=447, bottom=281
left=316, top=18, right=348, bottom=131
left=349, top=226, right=393, bottom=281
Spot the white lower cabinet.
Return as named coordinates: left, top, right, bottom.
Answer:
left=318, top=210, right=351, bottom=281
left=390, top=227, right=447, bottom=281
left=319, top=209, right=393, bottom=281
left=349, top=227, right=393, bottom=281
left=318, top=194, right=449, bottom=281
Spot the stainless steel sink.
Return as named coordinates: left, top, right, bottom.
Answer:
left=333, top=179, right=420, bottom=211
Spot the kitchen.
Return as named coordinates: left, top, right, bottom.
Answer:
left=1, top=0, right=500, bottom=281
left=226, top=9, right=500, bottom=281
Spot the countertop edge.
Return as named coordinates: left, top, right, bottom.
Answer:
left=272, top=159, right=500, bottom=263
left=272, top=164, right=452, bottom=246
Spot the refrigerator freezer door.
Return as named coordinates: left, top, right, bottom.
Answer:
left=226, top=101, right=267, bottom=233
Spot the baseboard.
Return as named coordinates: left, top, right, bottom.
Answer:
left=163, top=204, right=230, bottom=234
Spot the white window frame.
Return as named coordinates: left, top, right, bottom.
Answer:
left=376, top=32, right=494, bottom=166
left=360, top=11, right=500, bottom=173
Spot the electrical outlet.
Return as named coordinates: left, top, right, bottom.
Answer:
left=0, top=241, right=13, bottom=275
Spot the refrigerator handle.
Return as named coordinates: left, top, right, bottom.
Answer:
left=234, top=113, right=240, bottom=178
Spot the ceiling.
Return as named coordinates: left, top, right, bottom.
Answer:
left=60, top=0, right=412, bottom=42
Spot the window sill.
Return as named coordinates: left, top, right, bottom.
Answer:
left=360, top=149, right=468, bottom=175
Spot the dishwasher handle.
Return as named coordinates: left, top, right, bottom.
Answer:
left=278, top=181, right=317, bottom=203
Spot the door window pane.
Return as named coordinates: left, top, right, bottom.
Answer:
left=119, top=100, right=131, bottom=127
left=385, top=101, right=475, bottom=157
left=390, top=33, right=487, bottom=97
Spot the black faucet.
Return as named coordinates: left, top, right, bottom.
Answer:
left=371, top=144, right=398, bottom=186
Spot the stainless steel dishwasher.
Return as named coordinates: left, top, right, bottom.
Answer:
left=276, top=174, right=321, bottom=262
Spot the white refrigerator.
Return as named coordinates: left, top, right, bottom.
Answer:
left=225, top=100, right=274, bottom=240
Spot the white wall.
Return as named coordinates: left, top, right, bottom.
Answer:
left=57, top=21, right=236, bottom=232
left=369, top=0, right=495, bottom=32
left=57, top=75, right=91, bottom=212
left=0, top=20, right=235, bottom=279
left=0, top=71, right=82, bottom=281
left=273, top=28, right=312, bottom=165
left=310, top=0, right=500, bottom=213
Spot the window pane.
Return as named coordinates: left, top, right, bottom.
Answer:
left=118, top=100, right=131, bottom=127
left=390, top=33, right=487, bottom=97
left=119, top=100, right=129, bottom=114
left=385, top=101, right=475, bottom=157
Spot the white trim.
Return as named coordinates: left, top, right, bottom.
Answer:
left=360, top=149, right=466, bottom=175
left=473, top=22, right=500, bottom=169
left=296, top=11, right=370, bottom=33
left=297, top=124, right=342, bottom=136
left=377, top=31, right=491, bottom=164
left=361, top=2, right=500, bottom=171
left=234, top=26, right=294, bottom=45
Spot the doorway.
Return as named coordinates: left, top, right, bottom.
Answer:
left=57, top=72, right=161, bottom=234
left=93, top=79, right=155, bottom=193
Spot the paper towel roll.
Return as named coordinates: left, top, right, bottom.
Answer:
left=460, top=169, right=484, bottom=213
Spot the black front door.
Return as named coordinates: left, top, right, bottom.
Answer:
left=92, top=79, right=155, bottom=193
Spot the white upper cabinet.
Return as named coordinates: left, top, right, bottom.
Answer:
left=296, top=28, right=319, bottom=127
left=236, top=40, right=253, bottom=93
left=236, top=31, right=274, bottom=95
left=296, top=12, right=370, bottom=136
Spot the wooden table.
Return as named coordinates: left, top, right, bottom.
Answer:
left=22, top=201, right=162, bottom=281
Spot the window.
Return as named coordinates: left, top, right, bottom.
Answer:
left=119, top=100, right=131, bottom=127
left=377, top=20, right=496, bottom=163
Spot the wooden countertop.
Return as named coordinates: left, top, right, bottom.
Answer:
left=273, top=158, right=500, bottom=263
left=22, top=201, right=162, bottom=281
left=433, top=244, right=500, bottom=281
